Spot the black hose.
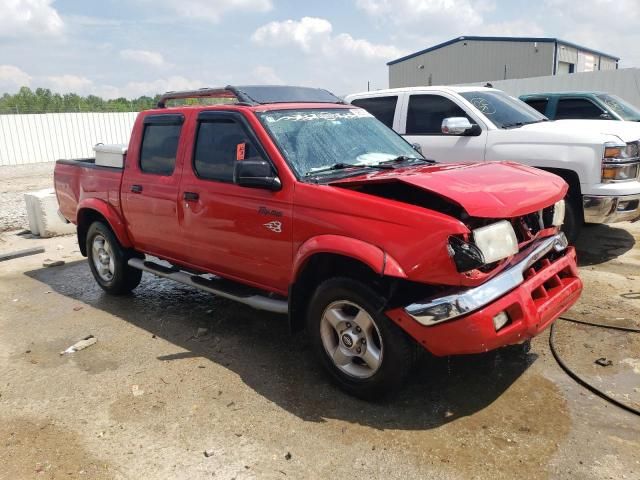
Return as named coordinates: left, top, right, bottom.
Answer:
left=549, top=318, right=640, bottom=417
left=559, top=316, right=640, bottom=333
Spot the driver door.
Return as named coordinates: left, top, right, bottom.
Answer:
left=178, top=111, right=293, bottom=293
left=399, top=92, right=487, bottom=164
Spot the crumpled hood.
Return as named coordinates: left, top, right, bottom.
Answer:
left=330, top=161, right=567, bottom=218
left=518, top=119, right=640, bottom=143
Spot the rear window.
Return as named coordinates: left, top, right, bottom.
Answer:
left=140, top=116, right=183, bottom=175
left=350, top=96, right=398, bottom=128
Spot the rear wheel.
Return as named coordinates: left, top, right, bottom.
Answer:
left=86, top=221, right=142, bottom=295
left=307, top=277, right=415, bottom=400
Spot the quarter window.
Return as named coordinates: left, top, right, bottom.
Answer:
left=523, top=98, right=548, bottom=115
left=351, top=96, right=398, bottom=128
left=556, top=98, right=605, bottom=120
left=406, top=95, right=471, bottom=135
left=194, top=119, right=265, bottom=182
left=140, top=123, right=182, bottom=175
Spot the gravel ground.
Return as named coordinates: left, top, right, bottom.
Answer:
left=0, top=162, right=55, bottom=232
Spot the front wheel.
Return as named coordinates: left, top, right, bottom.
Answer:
left=561, top=196, right=582, bottom=244
left=307, top=277, right=416, bottom=400
left=86, top=221, right=142, bottom=295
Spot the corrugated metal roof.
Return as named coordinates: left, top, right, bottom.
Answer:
left=387, top=36, right=620, bottom=66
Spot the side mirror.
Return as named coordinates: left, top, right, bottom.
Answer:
left=411, top=143, right=423, bottom=154
left=234, top=160, right=282, bottom=191
left=599, top=112, right=613, bottom=120
left=441, top=117, right=479, bottom=136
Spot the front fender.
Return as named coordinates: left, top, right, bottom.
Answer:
left=77, top=198, right=132, bottom=249
left=292, top=235, right=406, bottom=281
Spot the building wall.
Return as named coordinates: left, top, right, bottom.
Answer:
left=556, top=42, right=617, bottom=74
left=389, top=40, right=556, bottom=87
left=461, top=68, right=640, bottom=109
left=0, top=112, right=137, bottom=166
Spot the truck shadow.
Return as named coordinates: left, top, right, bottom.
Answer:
left=26, top=260, right=536, bottom=431
left=575, top=223, right=636, bottom=266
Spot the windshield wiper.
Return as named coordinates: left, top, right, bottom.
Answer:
left=501, top=119, right=547, bottom=129
left=304, top=162, right=393, bottom=177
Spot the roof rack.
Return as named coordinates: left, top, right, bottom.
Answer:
left=156, top=85, right=343, bottom=108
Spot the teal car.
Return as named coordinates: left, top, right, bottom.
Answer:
left=520, top=91, right=640, bottom=122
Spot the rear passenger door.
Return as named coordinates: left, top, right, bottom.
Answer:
left=400, top=92, right=487, bottom=164
left=178, top=110, right=293, bottom=293
left=121, top=113, right=186, bottom=260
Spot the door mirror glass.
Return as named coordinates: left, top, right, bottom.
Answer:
left=441, top=117, right=474, bottom=135
left=234, top=160, right=281, bottom=191
left=411, top=143, right=423, bottom=154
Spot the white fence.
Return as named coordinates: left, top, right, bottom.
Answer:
left=0, top=112, right=138, bottom=166
left=462, top=68, right=640, bottom=109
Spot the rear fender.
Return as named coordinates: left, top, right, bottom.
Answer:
left=292, top=235, right=406, bottom=281
left=77, top=198, right=132, bottom=251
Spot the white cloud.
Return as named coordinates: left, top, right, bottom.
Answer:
left=120, top=49, right=167, bottom=67
left=0, top=65, right=32, bottom=90
left=44, top=75, right=93, bottom=93
left=0, top=0, right=63, bottom=38
left=158, top=0, right=272, bottom=23
left=252, top=17, right=332, bottom=52
left=113, top=75, right=204, bottom=99
left=543, top=0, right=638, bottom=66
left=252, top=17, right=404, bottom=61
left=355, top=0, right=491, bottom=30
left=251, top=66, right=284, bottom=84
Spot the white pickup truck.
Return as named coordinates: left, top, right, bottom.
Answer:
left=345, top=86, right=640, bottom=241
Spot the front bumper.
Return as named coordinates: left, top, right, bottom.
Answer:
left=386, top=235, right=582, bottom=356
left=583, top=194, right=640, bottom=223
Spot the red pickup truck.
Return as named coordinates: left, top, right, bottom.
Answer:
left=54, top=85, right=582, bottom=399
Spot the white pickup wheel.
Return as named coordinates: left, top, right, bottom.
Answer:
left=308, top=277, right=415, bottom=400
left=86, top=221, right=142, bottom=295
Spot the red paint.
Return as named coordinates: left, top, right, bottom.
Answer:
left=54, top=101, right=582, bottom=354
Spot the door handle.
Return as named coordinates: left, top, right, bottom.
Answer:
left=183, top=192, right=199, bottom=201
left=131, top=184, right=143, bottom=193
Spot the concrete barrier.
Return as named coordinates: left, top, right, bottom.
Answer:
left=23, top=189, right=76, bottom=238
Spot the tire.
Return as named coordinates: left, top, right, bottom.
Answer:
left=307, top=277, right=416, bottom=400
left=86, top=221, right=142, bottom=295
left=561, top=195, right=582, bottom=244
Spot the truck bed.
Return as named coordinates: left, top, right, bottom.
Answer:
left=54, top=158, right=124, bottom=224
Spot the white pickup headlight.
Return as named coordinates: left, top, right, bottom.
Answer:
left=472, top=220, right=519, bottom=264
left=552, top=200, right=565, bottom=226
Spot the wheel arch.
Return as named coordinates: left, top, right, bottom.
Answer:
left=288, top=236, right=407, bottom=334
left=76, top=199, right=132, bottom=256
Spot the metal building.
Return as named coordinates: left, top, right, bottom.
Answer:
left=388, top=36, right=619, bottom=88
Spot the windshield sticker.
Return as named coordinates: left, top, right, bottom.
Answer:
left=602, top=97, right=623, bottom=113
left=469, top=97, right=496, bottom=115
left=266, top=111, right=371, bottom=123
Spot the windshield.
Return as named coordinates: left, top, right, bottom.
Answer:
left=460, top=90, right=547, bottom=128
left=596, top=94, right=640, bottom=121
left=257, top=108, right=422, bottom=178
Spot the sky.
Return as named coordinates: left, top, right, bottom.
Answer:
left=0, top=0, right=638, bottom=99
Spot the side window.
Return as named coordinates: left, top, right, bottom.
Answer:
left=406, top=95, right=471, bottom=135
left=194, top=119, right=265, bottom=182
left=523, top=98, right=548, bottom=115
left=351, top=96, right=398, bottom=128
left=140, top=119, right=182, bottom=175
left=556, top=98, right=604, bottom=120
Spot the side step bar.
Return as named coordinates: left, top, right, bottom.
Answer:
left=128, top=258, right=288, bottom=314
